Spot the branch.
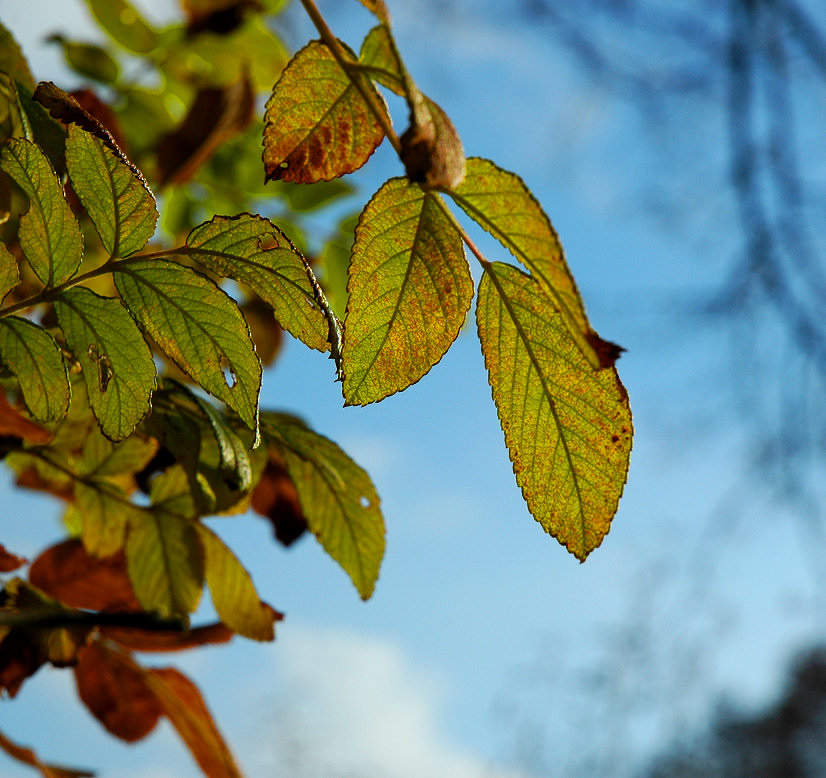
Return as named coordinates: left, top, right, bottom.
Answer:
left=0, top=608, right=188, bottom=632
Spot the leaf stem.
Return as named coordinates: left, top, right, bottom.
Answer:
left=434, top=193, right=492, bottom=270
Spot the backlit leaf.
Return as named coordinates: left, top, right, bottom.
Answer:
left=356, top=0, right=391, bottom=23
left=262, top=413, right=384, bottom=600
left=84, top=0, right=158, bottom=54
left=54, top=286, right=156, bottom=441
left=113, top=260, right=261, bottom=435
left=0, top=241, right=19, bottom=301
left=359, top=25, right=404, bottom=95
left=65, top=123, right=157, bottom=258
left=196, top=524, right=277, bottom=641
left=0, top=23, right=35, bottom=90
left=263, top=40, right=385, bottom=183
left=75, top=482, right=142, bottom=557
left=342, top=178, right=472, bottom=405
left=185, top=214, right=328, bottom=352
left=451, top=158, right=619, bottom=369
left=476, top=263, right=632, bottom=560
left=0, top=138, right=82, bottom=286
left=0, top=317, right=70, bottom=423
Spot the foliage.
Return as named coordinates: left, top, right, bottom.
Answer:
left=0, top=0, right=632, bottom=774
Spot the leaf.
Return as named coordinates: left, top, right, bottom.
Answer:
left=263, top=40, right=385, bottom=183
left=0, top=317, right=70, bottom=423
left=196, top=524, right=278, bottom=641
left=74, top=642, right=163, bottom=742
left=0, top=137, right=82, bottom=287
left=184, top=214, right=329, bottom=352
left=359, top=25, right=404, bottom=95
left=356, top=0, right=391, bottom=23
left=0, top=24, right=35, bottom=90
left=0, top=728, right=93, bottom=778
left=342, top=178, right=472, bottom=405
left=65, top=123, right=157, bottom=258
left=0, top=393, right=52, bottom=444
left=125, top=509, right=204, bottom=619
left=53, top=287, right=156, bottom=441
left=0, top=544, right=26, bottom=573
left=87, top=435, right=158, bottom=478
left=144, top=668, right=242, bottom=778
left=262, top=413, right=384, bottom=600
left=476, top=263, right=632, bottom=560
left=84, top=0, right=158, bottom=54
left=49, top=36, right=120, bottom=84
left=113, top=260, right=261, bottom=435
left=250, top=451, right=307, bottom=546
left=74, top=482, right=140, bottom=557
left=0, top=241, right=19, bottom=301
left=101, top=622, right=234, bottom=653
left=451, top=158, right=622, bottom=369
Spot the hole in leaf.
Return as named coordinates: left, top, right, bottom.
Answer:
left=98, top=355, right=113, bottom=393
left=359, top=495, right=370, bottom=509
left=220, top=356, right=237, bottom=388
left=87, top=343, right=99, bottom=359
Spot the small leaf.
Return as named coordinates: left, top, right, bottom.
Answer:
left=263, top=40, right=385, bottom=183
left=101, top=622, right=234, bottom=653
left=0, top=137, right=82, bottom=286
left=113, top=260, right=261, bottom=435
left=451, top=158, right=620, bottom=369
left=476, top=263, right=632, bottom=560
left=0, top=544, right=26, bottom=573
left=49, top=36, right=120, bottom=84
left=356, top=0, right=391, bottom=23
left=342, top=178, right=472, bottom=405
left=0, top=728, right=92, bottom=778
left=125, top=509, right=204, bottom=619
left=54, top=286, right=156, bottom=441
left=66, top=123, right=157, bottom=258
left=359, top=25, right=404, bottom=95
left=84, top=0, right=158, bottom=54
left=0, top=317, right=70, bottom=423
left=400, top=96, right=465, bottom=191
left=262, top=413, right=385, bottom=600
left=196, top=524, right=277, bottom=641
left=251, top=451, right=307, bottom=546
left=144, top=668, right=242, bottom=778
left=185, top=214, right=328, bottom=352
left=0, top=241, right=19, bottom=301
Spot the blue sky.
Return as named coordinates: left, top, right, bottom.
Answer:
left=3, top=1, right=826, bottom=776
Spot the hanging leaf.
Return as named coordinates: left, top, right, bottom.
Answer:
left=196, top=524, right=277, bottom=641
left=476, top=263, right=632, bottom=560
left=400, top=95, right=465, bottom=191
left=0, top=317, right=70, bottom=423
left=0, top=241, right=19, bottom=301
left=342, top=178, right=472, bottom=405
left=263, top=40, right=385, bottom=183
left=262, top=413, right=384, bottom=600
left=451, top=158, right=622, bottom=369
left=54, top=287, right=156, bottom=441
left=0, top=728, right=92, bottom=778
left=83, top=0, right=158, bottom=54
left=356, top=0, right=391, bottom=23
left=113, top=260, right=261, bottom=436
left=184, top=214, right=329, bottom=352
left=65, top=123, right=157, bottom=258
left=0, top=138, right=82, bottom=287
left=359, top=25, right=404, bottom=95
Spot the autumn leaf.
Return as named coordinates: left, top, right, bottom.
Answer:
left=0, top=728, right=92, bottom=778
left=0, top=393, right=52, bottom=444
left=251, top=451, right=307, bottom=546
left=0, top=544, right=26, bottom=573
left=359, top=25, right=404, bottom=95
left=0, top=241, right=19, bottom=302
left=476, top=262, right=632, bottom=559
left=101, top=622, right=234, bottom=653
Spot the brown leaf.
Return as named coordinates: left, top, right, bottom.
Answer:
left=241, top=297, right=283, bottom=367
left=184, top=0, right=263, bottom=34
left=584, top=330, right=626, bottom=369
left=400, top=95, right=465, bottom=191
left=0, top=394, right=52, bottom=444
left=0, top=543, right=26, bottom=572
left=0, top=728, right=94, bottom=778
left=100, top=622, right=234, bottom=652
left=251, top=453, right=307, bottom=546
left=74, top=642, right=163, bottom=742
left=156, top=75, right=254, bottom=186
left=69, top=88, right=128, bottom=153
left=145, top=667, right=242, bottom=777
left=0, top=629, right=45, bottom=698
left=29, top=540, right=141, bottom=613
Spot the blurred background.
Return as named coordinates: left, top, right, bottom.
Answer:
left=4, top=0, right=826, bottom=775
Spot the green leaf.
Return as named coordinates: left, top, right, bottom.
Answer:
left=75, top=481, right=137, bottom=557
left=113, top=260, right=261, bottom=435
left=0, top=241, right=18, bottom=301
left=262, top=412, right=385, bottom=600
left=0, top=137, right=82, bottom=286
left=65, top=124, right=157, bottom=258
left=84, top=0, right=158, bottom=54
left=0, top=24, right=35, bottom=91
left=53, top=287, right=156, bottom=441
left=451, top=158, right=617, bottom=370
left=49, top=36, right=120, bottom=84
left=263, top=40, right=385, bottom=183
left=359, top=25, right=404, bottom=95
left=196, top=524, right=276, bottom=641
left=80, top=430, right=158, bottom=478
left=476, top=262, right=632, bottom=560
left=0, top=317, right=69, bottom=423
left=342, top=178, right=472, bottom=405
left=126, top=509, right=203, bottom=618
left=184, top=214, right=328, bottom=352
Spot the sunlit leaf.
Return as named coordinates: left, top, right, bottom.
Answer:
left=0, top=24, right=35, bottom=90
left=359, top=25, right=404, bottom=94
left=54, top=287, right=156, bottom=441
left=452, top=158, right=621, bottom=369
left=0, top=137, right=82, bottom=286
left=84, top=0, right=158, bottom=54
left=0, top=317, right=70, bottom=423
left=262, top=413, right=384, bottom=600
left=342, top=178, right=472, bottom=405
left=0, top=242, right=19, bottom=301
left=0, top=728, right=92, bottom=778
left=185, top=214, right=329, bottom=352
left=87, top=434, right=158, bottom=479
left=263, top=40, right=385, bottom=183
left=113, top=260, right=261, bottom=435
left=74, top=482, right=142, bottom=557
left=476, top=262, right=632, bottom=560
left=196, top=524, right=277, bottom=641
left=356, top=0, right=390, bottom=23
left=65, top=123, right=157, bottom=258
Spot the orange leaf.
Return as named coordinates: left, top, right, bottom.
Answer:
left=100, top=622, right=235, bottom=652
left=0, top=393, right=52, bottom=444
left=0, top=629, right=45, bottom=698
left=250, top=453, right=307, bottom=546
left=0, top=728, right=93, bottom=778
left=0, top=543, right=26, bottom=572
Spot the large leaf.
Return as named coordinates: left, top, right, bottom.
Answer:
left=53, top=287, right=156, bottom=441
left=65, top=123, right=158, bottom=258
left=476, top=263, right=632, bottom=560
left=196, top=524, right=277, bottom=641
left=0, top=317, right=70, bottom=423
left=0, top=138, right=81, bottom=286
left=451, top=158, right=620, bottom=369
left=184, top=214, right=329, bottom=352
left=113, top=260, right=261, bottom=434
left=342, top=178, right=472, bottom=405
left=262, top=413, right=384, bottom=600
left=263, top=40, right=385, bottom=183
